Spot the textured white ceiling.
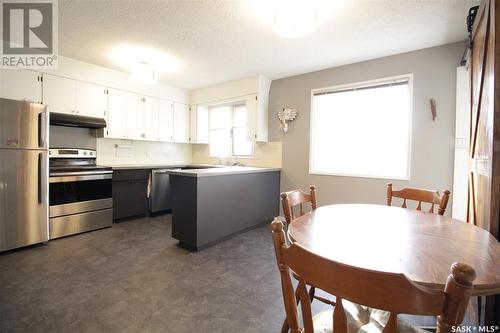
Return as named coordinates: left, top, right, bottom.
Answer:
left=59, top=0, right=478, bottom=90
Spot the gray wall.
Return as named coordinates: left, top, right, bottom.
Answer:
left=49, top=125, right=97, bottom=149
left=268, top=42, right=464, bottom=210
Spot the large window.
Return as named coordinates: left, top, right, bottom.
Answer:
left=310, top=75, right=412, bottom=179
left=209, top=102, right=253, bottom=158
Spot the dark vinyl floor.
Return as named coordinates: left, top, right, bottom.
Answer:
left=1, top=215, right=285, bottom=333
left=1, top=215, right=472, bottom=332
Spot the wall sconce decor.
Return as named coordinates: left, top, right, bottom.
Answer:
left=277, top=107, right=298, bottom=133
left=430, top=98, right=437, bottom=121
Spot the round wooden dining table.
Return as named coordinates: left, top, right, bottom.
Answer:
left=287, top=204, right=500, bottom=296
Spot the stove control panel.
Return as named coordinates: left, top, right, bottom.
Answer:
left=49, top=148, right=96, bottom=158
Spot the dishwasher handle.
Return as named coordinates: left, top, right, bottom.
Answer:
left=152, top=169, right=179, bottom=174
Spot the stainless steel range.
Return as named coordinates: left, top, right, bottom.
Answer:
left=49, top=148, right=113, bottom=239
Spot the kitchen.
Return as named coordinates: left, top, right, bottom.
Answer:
left=1, top=0, right=500, bottom=332
left=0, top=54, right=281, bottom=251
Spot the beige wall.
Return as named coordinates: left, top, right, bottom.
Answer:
left=192, top=141, right=282, bottom=168
left=268, top=42, right=464, bottom=212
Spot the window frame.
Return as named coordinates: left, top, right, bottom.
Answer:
left=208, top=100, right=254, bottom=158
left=309, top=73, right=414, bottom=180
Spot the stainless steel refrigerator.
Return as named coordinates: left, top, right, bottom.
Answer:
left=0, top=98, right=49, bottom=252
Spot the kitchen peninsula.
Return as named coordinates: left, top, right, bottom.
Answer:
left=169, top=167, right=281, bottom=250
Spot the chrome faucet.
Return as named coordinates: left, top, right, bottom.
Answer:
left=232, top=155, right=244, bottom=166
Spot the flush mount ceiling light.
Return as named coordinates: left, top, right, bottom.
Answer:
left=108, top=44, right=182, bottom=84
left=273, top=0, right=318, bottom=38
left=130, top=61, right=158, bottom=85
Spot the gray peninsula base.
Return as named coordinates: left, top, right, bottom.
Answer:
left=170, top=170, right=280, bottom=250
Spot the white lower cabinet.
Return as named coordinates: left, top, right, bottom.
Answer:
left=0, top=69, right=42, bottom=103
left=173, top=102, right=190, bottom=143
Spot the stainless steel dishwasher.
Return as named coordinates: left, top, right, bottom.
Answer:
left=149, top=169, right=177, bottom=213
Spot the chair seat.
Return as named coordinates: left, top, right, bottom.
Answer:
left=313, top=300, right=427, bottom=333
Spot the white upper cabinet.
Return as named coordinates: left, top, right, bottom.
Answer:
left=144, top=96, right=160, bottom=141
left=126, top=94, right=145, bottom=140
left=42, top=74, right=76, bottom=115
left=75, top=81, right=107, bottom=118
left=106, top=88, right=128, bottom=139
left=2, top=61, right=192, bottom=144
left=246, top=76, right=270, bottom=142
left=158, top=99, right=174, bottom=142
left=105, top=92, right=178, bottom=143
left=43, top=74, right=107, bottom=118
left=173, top=102, right=190, bottom=143
left=0, top=69, right=42, bottom=103
left=190, top=104, right=209, bottom=144
left=245, top=94, right=258, bottom=141
left=245, top=93, right=268, bottom=142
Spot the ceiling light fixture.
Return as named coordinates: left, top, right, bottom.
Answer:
left=130, top=61, right=159, bottom=85
left=273, top=0, right=318, bottom=38
left=108, top=44, right=182, bottom=84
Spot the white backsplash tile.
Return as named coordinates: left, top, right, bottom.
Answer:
left=97, top=138, right=192, bottom=166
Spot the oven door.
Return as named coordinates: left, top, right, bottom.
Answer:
left=49, top=171, right=113, bottom=217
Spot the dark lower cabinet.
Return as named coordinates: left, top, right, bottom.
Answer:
left=112, top=169, right=150, bottom=221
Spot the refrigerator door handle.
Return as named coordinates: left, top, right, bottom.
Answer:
left=38, top=109, right=48, bottom=148
left=38, top=152, right=47, bottom=204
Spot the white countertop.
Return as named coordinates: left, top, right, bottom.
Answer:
left=106, top=164, right=280, bottom=177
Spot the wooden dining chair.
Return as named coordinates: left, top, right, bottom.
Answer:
left=280, top=185, right=317, bottom=224
left=271, top=218, right=475, bottom=333
left=280, top=185, right=335, bottom=333
left=386, top=183, right=451, bottom=215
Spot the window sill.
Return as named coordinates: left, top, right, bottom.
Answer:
left=308, top=170, right=410, bottom=181
left=209, top=156, right=254, bottom=159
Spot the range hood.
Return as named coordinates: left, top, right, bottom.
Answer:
left=50, top=112, right=107, bottom=129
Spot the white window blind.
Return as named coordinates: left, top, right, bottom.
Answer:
left=309, top=75, right=412, bottom=179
